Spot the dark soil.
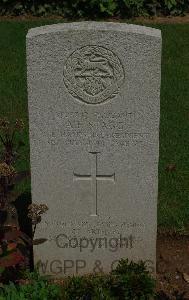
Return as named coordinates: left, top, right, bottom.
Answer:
left=157, top=234, right=189, bottom=298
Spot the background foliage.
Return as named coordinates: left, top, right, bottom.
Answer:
left=0, top=0, right=188, bottom=17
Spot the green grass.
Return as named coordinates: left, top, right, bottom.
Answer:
left=155, top=24, right=189, bottom=231
left=0, top=20, right=189, bottom=231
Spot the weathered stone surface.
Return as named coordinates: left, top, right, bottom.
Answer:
left=27, top=22, right=161, bottom=276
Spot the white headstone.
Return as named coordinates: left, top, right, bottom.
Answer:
left=27, top=22, right=161, bottom=276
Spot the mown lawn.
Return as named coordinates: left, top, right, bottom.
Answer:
left=0, top=20, right=189, bottom=231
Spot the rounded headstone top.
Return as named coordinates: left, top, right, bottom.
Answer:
left=27, top=21, right=161, bottom=39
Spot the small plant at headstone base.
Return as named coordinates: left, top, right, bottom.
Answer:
left=61, top=275, right=114, bottom=299
left=27, top=203, right=48, bottom=243
left=110, top=258, right=156, bottom=299
left=0, top=118, right=27, bottom=227
left=0, top=118, right=31, bottom=283
left=60, top=259, right=156, bottom=299
left=0, top=258, right=156, bottom=299
left=0, top=118, right=48, bottom=283
left=0, top=269, right=62, bottom=300
left=0, top=225, right=32, bottom=284
left=0, top=205, right=49, bottom=284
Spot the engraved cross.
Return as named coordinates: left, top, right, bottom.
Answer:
left=73, top=152, right=115, bottom=216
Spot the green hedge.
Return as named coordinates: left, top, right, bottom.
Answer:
left=0, top=0, right=188, bottom=17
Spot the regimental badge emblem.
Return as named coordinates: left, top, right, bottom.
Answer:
left=63, top=45, right=125, bottom=104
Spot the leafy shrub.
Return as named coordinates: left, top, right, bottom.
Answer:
left=111, top=259, right=156, bottom=299
left=0, top=118, right=31, bottom=283
left=0, top=0, right=188, bottom=17
left=0, top=266, right=186, bottom=300
left=0, top=226, right=31, bottom=283
left=62, top=275, right=113, bottom=299
left=0, top=259, right=156, bottom=299
left=0, top=270, right=62, bottom=300
left=0, top=118, right=48, bottom=283
left=61, top=259, right=155, bottom=299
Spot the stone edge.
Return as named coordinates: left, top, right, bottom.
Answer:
left=27, top=21, right=161, bottom=39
